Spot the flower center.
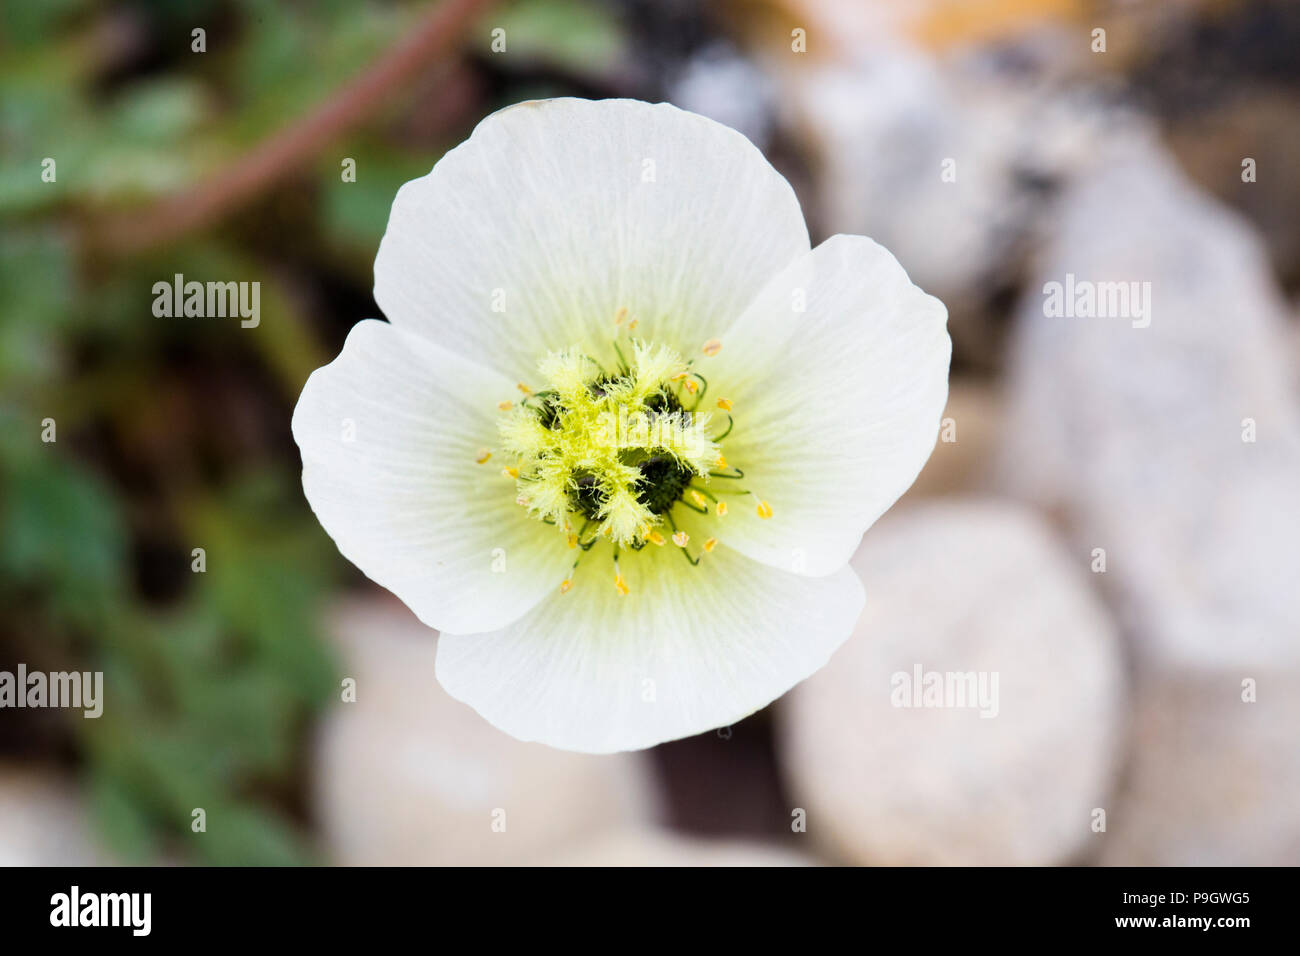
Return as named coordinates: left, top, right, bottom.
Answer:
left=482, top=331, right=769, bottom=595
left=497, top=339, right=720, bottom=541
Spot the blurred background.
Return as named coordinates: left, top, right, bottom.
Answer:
left=2, top=0, right=1298, bottom=865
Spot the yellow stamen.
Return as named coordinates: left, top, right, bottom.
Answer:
left=716, top=398, right=733, bottom=411
left=560, top=579, right=573, bottom=594
left=716, top=501, right=728, bottom=517
left=566, top=533, right=578, bottom=549
left=715, top=455, right=728, bottom=468
left=614, top=571, right=629, bottom=596
left=672, top=530, right=689, bottom=547
left=647, top=531, right=665, bottom=546
left=475, top=449, right=492, bottom=464
left=702, top=338, right=722, bottom=356
left=756, top=500, right=773, bottom=520
left=683, top=378, right=699, bottom=395
left=690, top=490, right=707, bottom=508
left=704, top=537, right=717, bottom=552
left=615, top=307, right=627, bottom=326
left=497, top=341, right=722, bottom=549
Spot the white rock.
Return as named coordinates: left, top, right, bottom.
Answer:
left=540, top=828, right=816, bottom=867
left=765, top=41, right=1136, bottom=336
left=669, top=41, right=776, bottom=150
left=313, top=597, right=657, bottom=865
left=779, top=500, right=1124, bottom=865
left=0, top=766, right=108, bottom=866
left=995, top=136, right=1300, bottom=863
left=777, top=50, right=997, bottom=297
left=1103, top=674, right=1300, bottom=865
left=996, top=136, right=1300, bottom=669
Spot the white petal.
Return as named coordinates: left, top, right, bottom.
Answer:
left=292, top=320, right=570, bottom=633
left=703, top=234, right=950, bottom=576
left=435, top=538, right=865, bottom=753
left=373, top=97, right=809, bottom=378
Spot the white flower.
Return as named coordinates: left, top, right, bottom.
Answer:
left=292, top=98, right=950, bottom=753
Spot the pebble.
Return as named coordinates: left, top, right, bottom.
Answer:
left=312, top=597, right=657, bottom=865
left=779, top=500, right=1124, bottom=865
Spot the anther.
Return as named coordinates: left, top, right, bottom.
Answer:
left=475, top=449, right=492, bottom=464
left=702, top=338, right=722, bottom=356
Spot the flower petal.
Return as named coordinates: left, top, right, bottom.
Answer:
left=373, top=97, right=809, bottom=378
left=434, top=540, right=865, bottom=753
left=292, top=320, right=570, bottom=633
left=703, top=234, right=950, bottom=576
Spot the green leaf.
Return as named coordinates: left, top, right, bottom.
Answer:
left=0, top=433, right=127, bottom=624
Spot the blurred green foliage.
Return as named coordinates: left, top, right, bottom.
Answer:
left=0, top=0, right=397, bottom=866
left=489, top=0, right=623, bottom=73
left=1, top=0, right=631, bottom=864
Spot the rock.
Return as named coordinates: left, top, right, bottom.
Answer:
left=1294, top=306, right=1300, bottom=369
left=540, top=828, right=816, bottom=867
left=1117, top=0, right=1300, bottom=287
left=1104, top=675, right=1300, bottom=866
left=729, top=0, right=1091, bottom=58
left=1161, top=93, right=1300, bottom=289
left=760, top=40, right=1142, bottom=370
left=0, top=766, right=107, bottom=866
left=995, top=135, right=1300, bottom=672
left=312, top=597, right=657, bottom=865
left=669, top=41, right=776, bottom=151
left=994, top=136, right=1300, bottom=864
left=778, top=500, right=1124, bottom=866
left=776, top=50, right=1010, bottom=299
